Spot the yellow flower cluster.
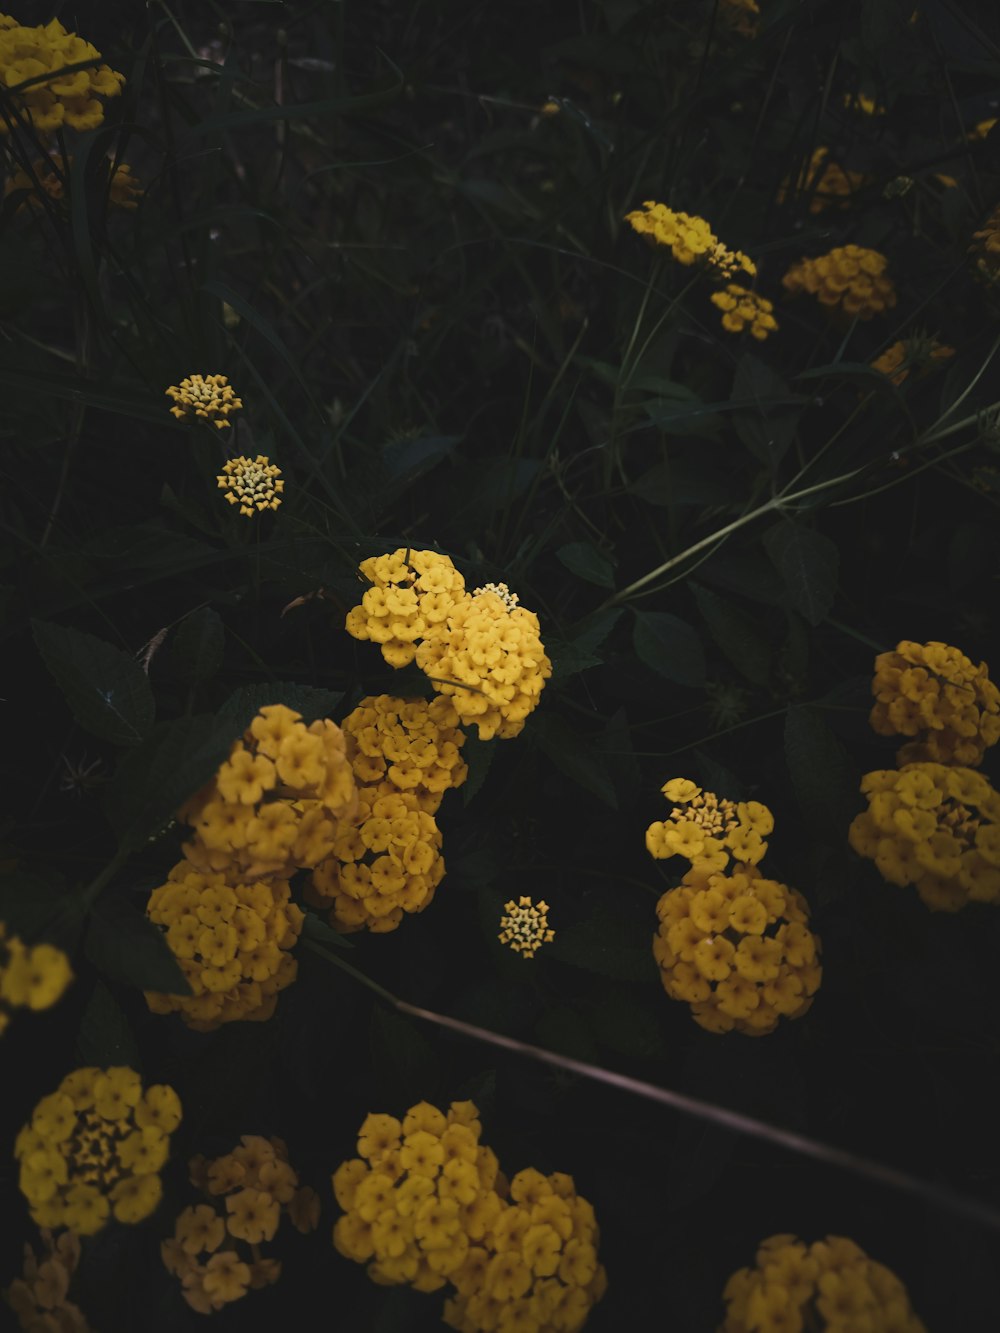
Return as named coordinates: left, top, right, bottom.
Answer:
left=0, top=14, right=125, bottom=133
left=145, top=861, right=305, bottom=1030
left=416, top=587, right=553, bottom=740
left=970, top=203, right=1000, bottom=283
left=499, top=896, right=555, bottom=958
left=709, top=284, right=779, bottom=339
left=848, top=763, right=1000, bottom=910
left=217, top=454, right=284, bottom=517
left=4, top=155, right=141, bottom=212
left=333, top=1101, right=606, bottom=1333
left=162, top=1135, right=320, bottom=1314
left=782, top=245, right=897, bottom=319
left=645, top=778, right=773, bottom=871
left=0, top=921, right=72, bottom=1034
left=15, top=1067, right=181, bottom=1234
left=654, top=860, right=822, bottom=1034
left=177, top=703, right=358, bottom=881
left=624, top=201, right=756, bottom=278
left=868, top=640, right=1000, bottom=766
left=345, top=548, right=468, bottom=668
left=340, top=694, right=469, bottom=814
left=779, top=147, right=867, bottom=213
left=721, top=1233, right=926, bottom=1332
left=5, top=1229, right=93, bottom=1333
left=165, top=373, right=243, bottom=429
left=870, top=338, right=955, bottom=387
left=308, top=787, right=445, bottom=934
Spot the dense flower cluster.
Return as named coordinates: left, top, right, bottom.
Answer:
left=333, top=1100, right=606, bottom=1332
left=970, top=203, right=1000, bottom=283
left=162, top=1135, right=320, bottom=1314
left=346, top=548, right=468, bottom=668
left=177, top=703, right=358, bottom=881
left=165, top=373, right=243, bottom=429
left=4, top=155, right=141, bottom=211
left=0, top=14, right=124, bottom=133
left=145, top=861, right=305, bottom=1030
left=340, top=694, right=469, bottom=814
left=709, top=284, right=778, bottom=339
left=720, top=1233, right=926, bottom=1332
left=870, top=337, right=955, bottom=387
left=5, top=1229, right=93, bottom=1333
left=779, top=146, right=867, bottom=213
left=307, top=787, right=445, bottom=934
left=645, top=778, right=773, bottom=871
left=654, top=861, right=822, bottom=1034
left=217, top=454, right=284, bottom=517
left=782, top=245, right=896, bottom=319
left=624, top=201, right=756, bottom=279
left=499, top=896, right=554, bottom=958
left=1, top=921, right=72, bottom=1034
left=868, top=640, right=1000, bottom=766
left=15, top=1067, right=181, bottom=1234
left=416, top=587, right=553, bottom=740
left=848, top=763, right=1000, bottom=910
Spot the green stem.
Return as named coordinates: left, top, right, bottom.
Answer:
left=300, top=937, right=399, bottom=1005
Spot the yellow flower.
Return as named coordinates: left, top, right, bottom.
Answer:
left=0, top=15, right=124, bottom=134
left=782, top=245, right=896, bottom=320
left=645, top=779, right=772, bottom=871
left=201, top=1250, right=251, bottom=1303
left=216, top=453, right=284, bottom=517
left=166, top=373, right=243, bottom=428
left=341, top=694, right=469, bottom=814
left=225, top=1187, right=281, bottom=1243
left=710, top=284, right=779, bottom=339
left=498, top=897, right=555, bottom=958
left=345, top=548, right=467, bottom=668
left=624, top=200, right=756, bottom=279
left=777, top=146, right=868, bottom=213
left=110, top=1172, right=162, bottom=1223
left=0, top=927, right=73, bottom=1028
left=870, top=337, right=955, bottom=388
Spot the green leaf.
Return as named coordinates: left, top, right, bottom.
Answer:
left=627, top=448, right=741, bottom=506
left=548, top=607, right=622, bottom=682
left=216, top=682, right=345, bottom=734
left=170, top=607, right=224, bottom=685
left=371, top=1006, right=439, bottom=1104
left=531, top=713, right=618, bottom=808
left=461, top=732, right=496, bottom=806
left=31, top=619, right=155, bottom=746
left=783, top=706, right=858, bottom=838
left=732, top=354, right=800, bottom=468
left=762, top=523, right=839, bottom=626
left=382, top=434, right=460, bottom=488
left=690, top=583, right=771, bottom=685
left=75, top=981, right=141, bottom=1069
left=555, top=541, right=616, bottom=588
left=632, top=610, right=706, bottom=686
left=85, top=894, right=192, bottom=995
left=301, top=910, right=354, bottom=950
left=0, top=868, right=82, bottom=946
left=547, top=903, right=654, bottom=982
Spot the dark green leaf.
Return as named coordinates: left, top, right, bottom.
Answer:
left=531, top=713, right=618, bottom=808
left=31, top=619, right=155, bottom=746
left=762, top=523, right=839, bottom=626
left=0, top=868, right=82, bottom=946
left=548, top=607, right=622, bottom=682
left=170, top=607, right=224, bottom=685
left=461, top=732, right=496, bottom=806
left=632, top=610, right=706, bottom=686
left=76, top=981, right=140, bottom=1069
left=85, top=894, right=192, bottom=995
left=555, top=541, right=616, bottom=588
left=371, top=1006, right=439, bottom=1104
left=547, top=904, right=654, bottom=982
left=627, top=448, right=741, bottom=506
left=732, top=354, right=800, bottom=468
left=690, top=583, right=771, bottom=685
left=784, top=706, right=858, bottom=838
left=382, top=434, right=460, bottom=490
left=216, top=682, right=345, bottom=734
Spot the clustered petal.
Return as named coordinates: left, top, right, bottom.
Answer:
left=163, top=1135, right=319, bottom=1314
left=782, top=244, right=896, bottom=319
left=4, top=1228, right=93, bottom=1333
left=165, top=373, right=243, bottom=429
left=709, top=284, right=779, bottom=340
left=498, top=896, right=555, bottom=958
left=645, top=778, right=774, bottom=872
left=345, top=548, right=468, bottom=669
left=340, top=694, right=469, bottom=814
left=217, top=454, right=284, bottom=516
left=848, top=762, right=1000, bottom=910
left=4, top=154, right=140, bottom=212
left=0, top=14, right=125, bottom=134
left=720, top=1234, right=926, bottom=1332
left=333, top=1100, right=607, bottom=1332
left=624, top=200, right=756, bottom=279
left=868, top=639, right=1000, bottom=766
left=15, top=1067, right=180, bottom=1234
left=870, top=337, right=954, bottom=388
left=0, top=921, right=73, bottom=1035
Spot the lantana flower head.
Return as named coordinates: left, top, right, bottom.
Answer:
left=848, top=763, right=1000, bottom=910
left=720, top=1233, right=926, bottom=1332
left=341, top=694, right=469, bottom=814
left=217, top=455, right=283, bottom=517
left=625, top=200, right=756, bottom=278
left=0, top=14, right=125, bottom=134
left=345, top=548, right=467, bottom=669
left=868, top=640, right=1000, bottom=766
left=415, top=586, right=552, bottom=740
left=166, top=373, right=243, bottom=429
left=4, top=154, right=141, bottom=212
left=782, top=245, right=896, bottom=319
left=163, top=1135, right=319, bottom=1314
left=709, top=284, right=778, bottom=339
left=15, top=1067, right=181, bottom=1234
left=4, top=1228, right=93, bottom=1332
left=498, top=896, right=554, bottom=958
left=177, top=703, right=358, bottom=882
left=0, top=921, right=72, bottom=1034
left=778, top=146, right=868, bottom=213
left=870, top=338, right=955, bottom=388
left=645, top=778, right=773, bottom=871
left=654, top=862, right=822, bottom=1034
left=145, top=861, right=305, bottom=1030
